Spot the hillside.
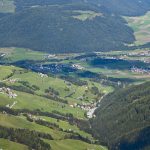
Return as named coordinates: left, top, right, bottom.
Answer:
left=88, top=0, right=150, bottom=16
left=14, top=0, right=150, bottom=16
left=0, top=65, right=111, bottom=150
left=0, top=48, right=150, bottom=149
left=0, top=0, right=150, bottom=53
left=0, top=0, right=135, bottom=53
left=91, top=82, right=150, bottom=150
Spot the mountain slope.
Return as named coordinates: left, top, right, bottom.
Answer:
left=0, top=0, right=150, bottom=53
left=14, top=0, right=150, bottom=16
left=88, top=0, right=150, bottom=16
left=91, top=82, right=150, bottom=150
left=0, top=3, right=135, bottom=53
left=0, top=65, right=108, bottom=150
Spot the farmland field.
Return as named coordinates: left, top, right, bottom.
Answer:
left=45, top=139, right=107, bottom=150
left=0, top=138, right=28, bottom=150
left=72, top=10, right=103, bottom=21
left=0, top=47, right=46, bottom=62
left=0, top=113, right=67, bottom=139
left=0, top=0, right=15, bottom=13
left=125, top=11, right=150, bottom=45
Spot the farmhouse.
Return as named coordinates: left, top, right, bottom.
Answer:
left=0, top=87, right=17, bottom=98
left=72, top=64, right=84, bottom=70
left=38, top=73, right=48, bottom=78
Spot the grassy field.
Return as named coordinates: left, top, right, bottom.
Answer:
left=0, top=67, right=86, bottom=118
left=125, top=11, right=150, bottom=45
left=45, top=139, right=107, bottom=150
left=0, top=138, right=28, bottom=150
left=0, top=112, right=100, bottom=148
left=0, top=65, right=108, bottom=149
left=0, top=65, right=14, bottom=80
left=41, top=116, right=93, bottom=139
left=0, top=0, right=15, bottom=13
left=80, top=61, right=150, bottom=82
left=0, top=90, right=85, bottom=119
left=0, top=113, right=67, bottom=139
left=1, top=47, right=46, bottom=62
left=72, top=10, right=103, bottom=21
left=0, top=65, right=112, bottom=119
left=9, top=67, right=110, bottom=103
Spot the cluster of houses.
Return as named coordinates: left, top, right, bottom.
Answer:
left=44, top=54, right=56, bottom=59
left=27, top=113, right=45, bottom=121
left=0, top=87, right=17, bottom=98
left=128, top=50, right=150, bottom=57
left=6, top=78, right=19, bottom=84
left=131, top=66, right=150, bottom=75
left=70, top=102, right=97, bottom=118
left=72, top=64, right=84, bottom=70
left=38, top=73, right=48, bottom=78
left=37, top=64, right=65, bottom=74
left=98, top=50, right=150, bottom=64
left=70, top=102, right=96, bottom=110
left=78, top=102, right=97, bottom=111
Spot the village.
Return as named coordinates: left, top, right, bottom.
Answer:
left=0, top=87, right=18, bottom=109
left=26, top=113, right=46, bottom=122
left=69, top=101, right=98, bottom=118
left=131, top=66, right=150, bottom=75
left=127, top=50, right=150, bottom=57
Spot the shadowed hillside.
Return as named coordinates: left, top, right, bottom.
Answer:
left=91, top=82, right=150, bottom=150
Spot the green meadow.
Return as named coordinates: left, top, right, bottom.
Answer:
left=72, top=10, right=103, bottom=21
left=125, top=11, right=150, bottom=45
left=0, top=0, right=15, bottom=13
left=45, top=139, right=107, bottom=150
left=1, top=47, right=46, bottom=62
left=0, top=138, right=28, bottom=150
left=0, top=64, right=108, bottom=149
left=0, top=113, right=66, bottom=139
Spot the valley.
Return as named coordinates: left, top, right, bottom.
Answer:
left=0, top=47, right=149, bottom=149
left=0, top=0, right=150, bottom=150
